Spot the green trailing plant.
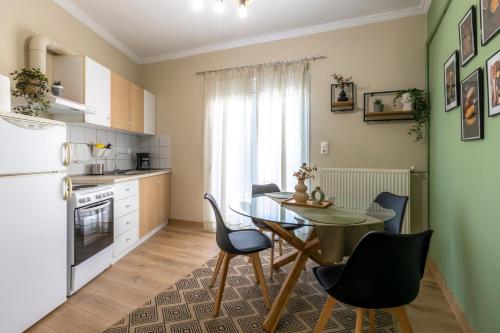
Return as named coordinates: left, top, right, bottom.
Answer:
left=394, top=88, right=428, bottom=142
left=374, top=98, right=384, bottom=106
left=53, top=80, right=62, bottom=86
left=10, top=68, right=50, bottom=117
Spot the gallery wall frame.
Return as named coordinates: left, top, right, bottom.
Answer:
left=486, top=49, right=500, bottom=117
left=479, top=0, right=500, bottom=45
left=444, top=51, right=460, bottom=112
left=460, top=68, right=484, bottom=141
left=459, top=6, right=478, bottom=67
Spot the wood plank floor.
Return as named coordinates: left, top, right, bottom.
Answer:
left=28, top=221, right=463, bottom=333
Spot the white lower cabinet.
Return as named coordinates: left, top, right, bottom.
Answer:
left=115, top=210, right=139, bottom=237
left=113, top=180, right=140, bottom=258
left=114, top=226, right=139, bottom=256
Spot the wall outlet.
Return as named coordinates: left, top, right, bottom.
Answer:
left=320, top=142, right=329, bottom=155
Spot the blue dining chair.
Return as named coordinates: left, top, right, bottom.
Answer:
left=312, top=230, right=433, bottom=333
left=204, top=193, right=272, bottom=316
left=252, top=184, right=304, bottom=278
left=374, top=192, right=409, bottom=234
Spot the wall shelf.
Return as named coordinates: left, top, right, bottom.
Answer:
left=363, top=90, right=415, bottom=122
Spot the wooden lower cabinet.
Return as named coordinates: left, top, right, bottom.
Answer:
left=139, top=174, right=170, bottom=237
left=158, top=174, right=170, bottom=225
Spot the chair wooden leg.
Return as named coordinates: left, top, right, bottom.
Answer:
left=394, top=307, right=414, bottom=333
left=210, top=250, right=225, bottom=287
left=369, top=309, right=376, bottom=333
left=213, top=253, right=232, bottom=316
left=269, top=232, right=275, bottom=279
left=278, top=238, right=283, bottom=256
left=251, top=253, right=271, bottom=308
left=313, top=296, right=336, bottom=333
left=355, top=308, right=364, bottom=333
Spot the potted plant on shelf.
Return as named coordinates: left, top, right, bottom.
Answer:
left=394, top=88, right=428, bottom=142
left=51, top=80, right=64, bottom=97
left=374, top=98, right=384, bottom=112
left=10, top=68, right=50, bottom=117
left=292, top=163, right=317, bottom=203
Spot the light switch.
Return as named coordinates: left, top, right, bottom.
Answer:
left=320, top=142, right=329, bottom=155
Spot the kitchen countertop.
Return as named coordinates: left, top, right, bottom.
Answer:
left=71, top=169, right=171, bottom=184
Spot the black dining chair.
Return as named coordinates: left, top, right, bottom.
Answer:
left=374, top=192, right=409, bottom=234
left=252, top=183, right=304, bottom=278
left=312, top=230, right=433, bottom=333
left=204, top=193, right=272, bottom=316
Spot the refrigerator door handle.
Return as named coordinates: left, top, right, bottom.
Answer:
left=63, top=143, right=72, bottom=166
left=63, top=176, right=72, bottom=200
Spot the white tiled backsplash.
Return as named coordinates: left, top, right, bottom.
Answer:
left=67, top=125, right=171, bottom=175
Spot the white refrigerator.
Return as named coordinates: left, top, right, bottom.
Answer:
left=0, top=111, right=71, bottom=332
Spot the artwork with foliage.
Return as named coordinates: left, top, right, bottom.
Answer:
left=10, top=68, right=50, bottom=117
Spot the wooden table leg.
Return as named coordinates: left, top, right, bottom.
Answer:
left=272, top=249, right=298, bottom=269
left=260, top=222, right=323, bottom=332
left=262, top=249, right=310, bottom=332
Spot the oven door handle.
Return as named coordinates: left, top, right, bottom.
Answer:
left=79, top=201, right=111, bottom=213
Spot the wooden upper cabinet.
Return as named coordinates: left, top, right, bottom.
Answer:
left=129, top=82, right=144, bottom=133
left=111, top=72, right=130, bottom=131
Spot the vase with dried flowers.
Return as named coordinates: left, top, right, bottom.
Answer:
left=292, top=163, right=317, bottom=203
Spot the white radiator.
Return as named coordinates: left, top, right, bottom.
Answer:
left=319, top=168, right=411, bottom=233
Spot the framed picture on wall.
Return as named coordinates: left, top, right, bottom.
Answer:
left=480, top=0, right=500, bottom=45
left=486, top=50, right=500, bottom=116
left=460, top=68, right=484, bottom=141
left=459, top=6, right=477, bottom=67
left=444, top=51, right=460, bottom=111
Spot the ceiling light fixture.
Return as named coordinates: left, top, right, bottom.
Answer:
left=237, top=0, right=247, bottom=18
left=214, top=0, right=225, bottom=14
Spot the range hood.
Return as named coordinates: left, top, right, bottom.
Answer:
left=48, top=95, right=97, bottom=115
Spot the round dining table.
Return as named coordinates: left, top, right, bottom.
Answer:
left=229, top=193, right=395, bottom=333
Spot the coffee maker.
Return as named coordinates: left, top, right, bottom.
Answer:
left=136, top=153, right=151, bottom=170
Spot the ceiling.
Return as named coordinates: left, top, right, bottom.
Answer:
left=54, top=0, right=430, bottom=64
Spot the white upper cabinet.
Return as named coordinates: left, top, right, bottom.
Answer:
left=144, top=89, right=155, bottom=135
left=52, top=56, right=111, bottom=127
left=84, top=58, right=111, bottom=127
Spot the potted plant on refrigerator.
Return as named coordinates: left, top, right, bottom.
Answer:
left=10, top=68, right=50, bottom=117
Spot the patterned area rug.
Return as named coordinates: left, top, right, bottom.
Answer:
left=104, top=246, right=398, bottom=333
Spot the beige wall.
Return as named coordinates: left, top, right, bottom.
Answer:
left=0, top=0, right=141, bottom=83
left=142, top=15, right=428, bottom=226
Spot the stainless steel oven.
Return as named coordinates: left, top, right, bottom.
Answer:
left=68, top=184, right=114, bottom=295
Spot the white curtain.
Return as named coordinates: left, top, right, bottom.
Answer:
left=203, top=61, right=309, bottom=231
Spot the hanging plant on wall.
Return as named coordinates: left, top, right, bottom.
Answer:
left=394, top=88, right=428, bottom=142
left=10, top=68, right=50, bottom=117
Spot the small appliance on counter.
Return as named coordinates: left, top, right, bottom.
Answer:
left=136, top=152, right=151, bottom=170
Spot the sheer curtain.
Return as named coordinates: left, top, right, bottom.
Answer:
left=203, top=61, right=309, bottom=231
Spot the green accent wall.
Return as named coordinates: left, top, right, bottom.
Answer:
left=427, top=0, right=500, bottom=332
